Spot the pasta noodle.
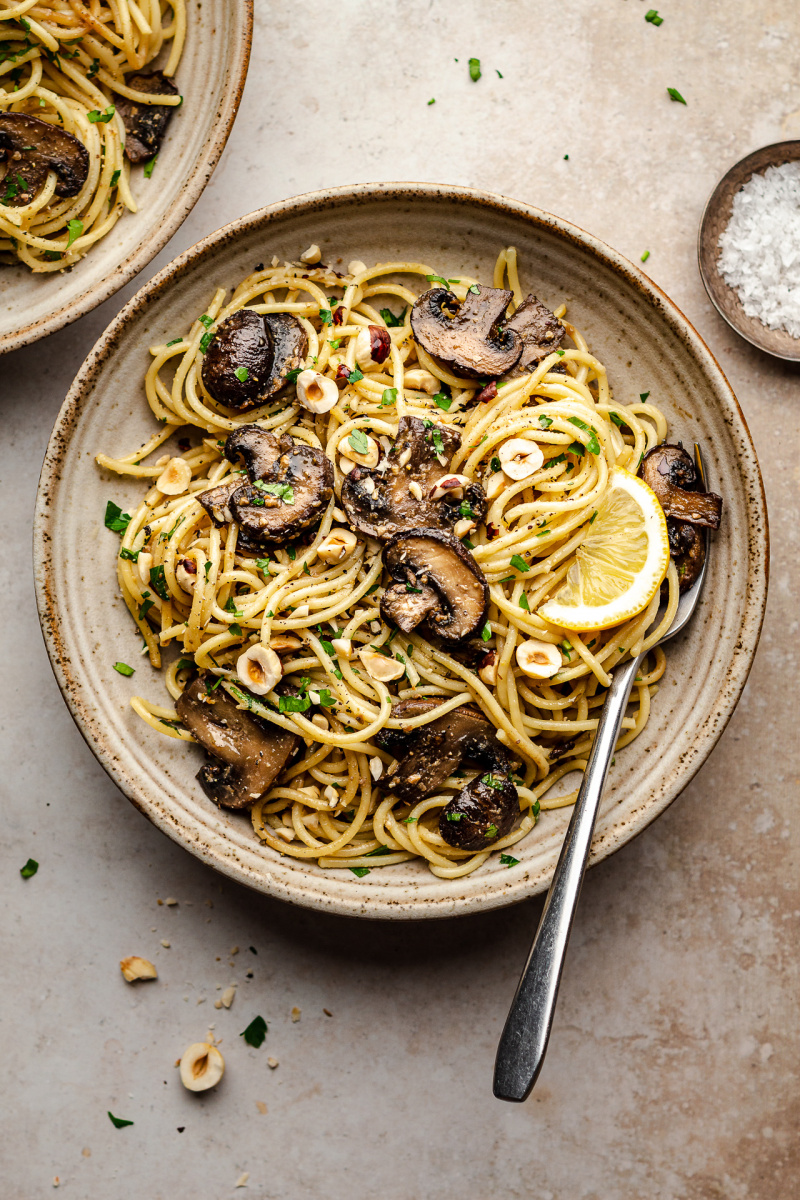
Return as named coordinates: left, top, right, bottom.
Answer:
left=0, top=0, right=185, bottom=270
left=97, top=247, right=679, bottom=880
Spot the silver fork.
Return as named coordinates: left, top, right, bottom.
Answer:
left=493, top=445, right=711, bottom=1103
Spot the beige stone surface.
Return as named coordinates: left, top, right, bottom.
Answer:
left=2, top=1, right=798, bottom=1196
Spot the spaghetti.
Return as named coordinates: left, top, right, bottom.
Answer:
left=97, top=247, right=679, bottom=880
left=0, top=0, right=185, bottom=271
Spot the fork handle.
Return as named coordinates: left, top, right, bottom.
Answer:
left=493, top=651, right=644, bottom=1102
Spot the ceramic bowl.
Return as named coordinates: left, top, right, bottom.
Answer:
left=0, top=0, right=253, bottom=356
left=34, top=183, right=768, bottom=919
left=698, top=140, right=800, bottom=360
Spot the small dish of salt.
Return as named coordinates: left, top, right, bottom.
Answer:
left=698, top=140, right=800, bottom=360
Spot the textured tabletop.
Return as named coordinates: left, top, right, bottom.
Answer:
left=3, top=2, right=799, bottom=1197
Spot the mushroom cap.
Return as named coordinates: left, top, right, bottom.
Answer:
left=176, top=675, right=299, bottom=809
left=376, top=697, right=510, bottom=803
left=381, top=528, right=488, bottom=642
left=438, top=772, right=519, bottom=851
left=341, top=416, right=487, bottom=541
left=201, top=309, right=275, bottom=409
left=504, top=294, right=565, bottom=375
left=410, top=285, right=522, bottom=379
left=0, top=111, right=89, bottom=203
left=641, top=444, right=721, bottom=594
left=641, top=443, right=722, bottom=528
left=201, top=310, right=308, bottom=411
left=116, top=69, right=179, bottom=163
left=229, top=432, right=334, bottom=546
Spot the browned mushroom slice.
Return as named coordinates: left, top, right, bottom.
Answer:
left=641, top=443, right=722, bottom=594
left=381, top=528, right=488, bottom=641
left=0, top=112, right=89, bottom=205
left=230, top=440, right=334, bottom=546
left=438, top=772, right=519, bottom=851
left=641, top=443, right=722, bottom=528
left=176, top=675, right=298, bottom=809
left=201, top=310, right=308, bottom=411
left=504, top=294, right=565, bottom=374
left=410, top=285, right=522, bottom=379
left=201, top=310, right=275, bottom=410
left=375, top=697, right=510, bottom=803
left=225, top=425, right=282, bottom=479
left=116, top=69, right=179, bottom=163
left=198, top=479, right=239, bottom=527
left=341, top=416, right=487, bottom=541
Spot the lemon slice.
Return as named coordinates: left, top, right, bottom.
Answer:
left=538, top=467, right=670, bottom=631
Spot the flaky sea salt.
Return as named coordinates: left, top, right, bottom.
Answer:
left=717, top=160, right=800, bottom=339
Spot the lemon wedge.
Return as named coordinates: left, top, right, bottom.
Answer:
left=538, top=467, right=670, bottom=632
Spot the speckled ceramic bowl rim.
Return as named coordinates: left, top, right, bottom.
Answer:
left=1, top=0, right=253, bottom=356
left=34, top=182, right=769, bottom=919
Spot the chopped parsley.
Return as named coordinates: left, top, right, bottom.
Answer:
left=177, top=658, right=194, bottom=671
left=107, top=1112, right=134, bottom=1129
left=490, top=456, right=501, bottom=473
left=229, top=623, right=242, bottom=637
left=427, top=97, right=435, bottom=105
left=104, top=501, right=131, bottom=534
left=560, top=640, right=572, bottom=660
left=519, top=593, right=530, bottom=611
left=348, top=365, right=365, bottom=384
left=318, top=307, right=333, bottom=325
left=433, top=392, right=453, bottom=411
left=500, top=854, right=519, bottom=868
left=645, top=8, right=663, bottom=23
left=166, top=337, right=183, bottom=348
left=240, top=1015, right=268, bottom=1048
left=381, top=387, right=397, bottom=407
left=380, top=307, right=406, bottom=327
left=148, top=565, right=169, bottom=601
left=199, top=331, right=214, bottom=353
left=234, top=366, right=249, bottom=382
left=348, top=429, right=370, bottom=456
left=480, top=623, right=492, bottom=642
left=531, top=799, right=541, bottom=821
left=113, top=662, right=135, bottom=677
left=609, top=411, right=629, bottom=429
left=254, top=480, right=295, bottom=505
left=20, top=858, right=38, bottom=879
left=485, top=823, right=498, bottom=838
left=538, top=414, right=553, bottom=428
left=667, top=87, right=687, bottom=105
left=468, top=57, right=481, bottom=81
left=641, top=250, right=650, bottom=263
left=317, top=688, right=336, bottom=708
left=143, top=154, right=158, bottom=178
left=87, top=104, right=115, bottom=123
left=589, top=510, right=598, bottom=524
left=445, top=812, right=463, bottom=822
left=199, top=313, right=214, bottom=329
left=468, top=283, right=481, bottom=294
left=481, top=774, right=504, bottom=791
left=87, top=57, right=101, bottom=78
left=640, top=391, right=650, bottom=401
left=285, top=367, right=302, bottom=384
left=350, top=866, right=370, bottom=877
left=568, top=416, right=600, bottom=454
left=66, top=218, right=83, bottom=249
left=279, top=694, right=311, bottom=713
left=510, top=554, right=528, bottom=572
left=138, top=592, right=154, bottom=621
left=119, top=547, right=139, bottom=562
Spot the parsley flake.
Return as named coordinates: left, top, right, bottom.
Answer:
left=108, top=1112, right=134, bottom=1129
left=510, top=554, right=528, bottom=572
left=350, top=866, right=370, bottom=877
left=87, top=104, right=115, bottom=123
left=20, top=858, right=38, bottom=879
left=468, top=57, right=481, bottom=81
left=381, top=387, right=398, bottom=407
left=143, top=154, right=157, bottom=178
left=380, top=307, right=406, bottom=327
left=66, top=218, right=83, bottom=249
left=234, top=366, right=249, bottom=382
left=240, top=1015, right=268, bottom=1048
left=348, top=429, right=370, bottom=456
left=500, top=854, right=519, bottom=867
left=433, top=392, right=453, bottom=411
left=480, top=623, right=492, bottom=642
left=113, top=662, right=135, bottom=677
left=104, top=501, right=131, bottom=534
left=667, top=87, right=687, bottom=105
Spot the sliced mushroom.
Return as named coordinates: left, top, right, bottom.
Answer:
left=198, top=425, right=333, bottom=546
left=641, top=444, right=722, bottom=593
left=341, top=416, right=487, bottom=541
left=380, top=528, right=488, bottom=641
left=641, top=444, right=723, bottom=527
left=438, top=772, right=519, bottom=851
left=410, top=285, right=522, bottom=379
left=201, top=310, right=308, bottom=411
left=175, top=675, right=298, bottom=809
left=116, top=69, right=179, bottom=163
left=505, top=294, right=565, bottom=374
left=375, top=698, right=511, bottom=802
left=0, top=112, right=89, bottom=205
